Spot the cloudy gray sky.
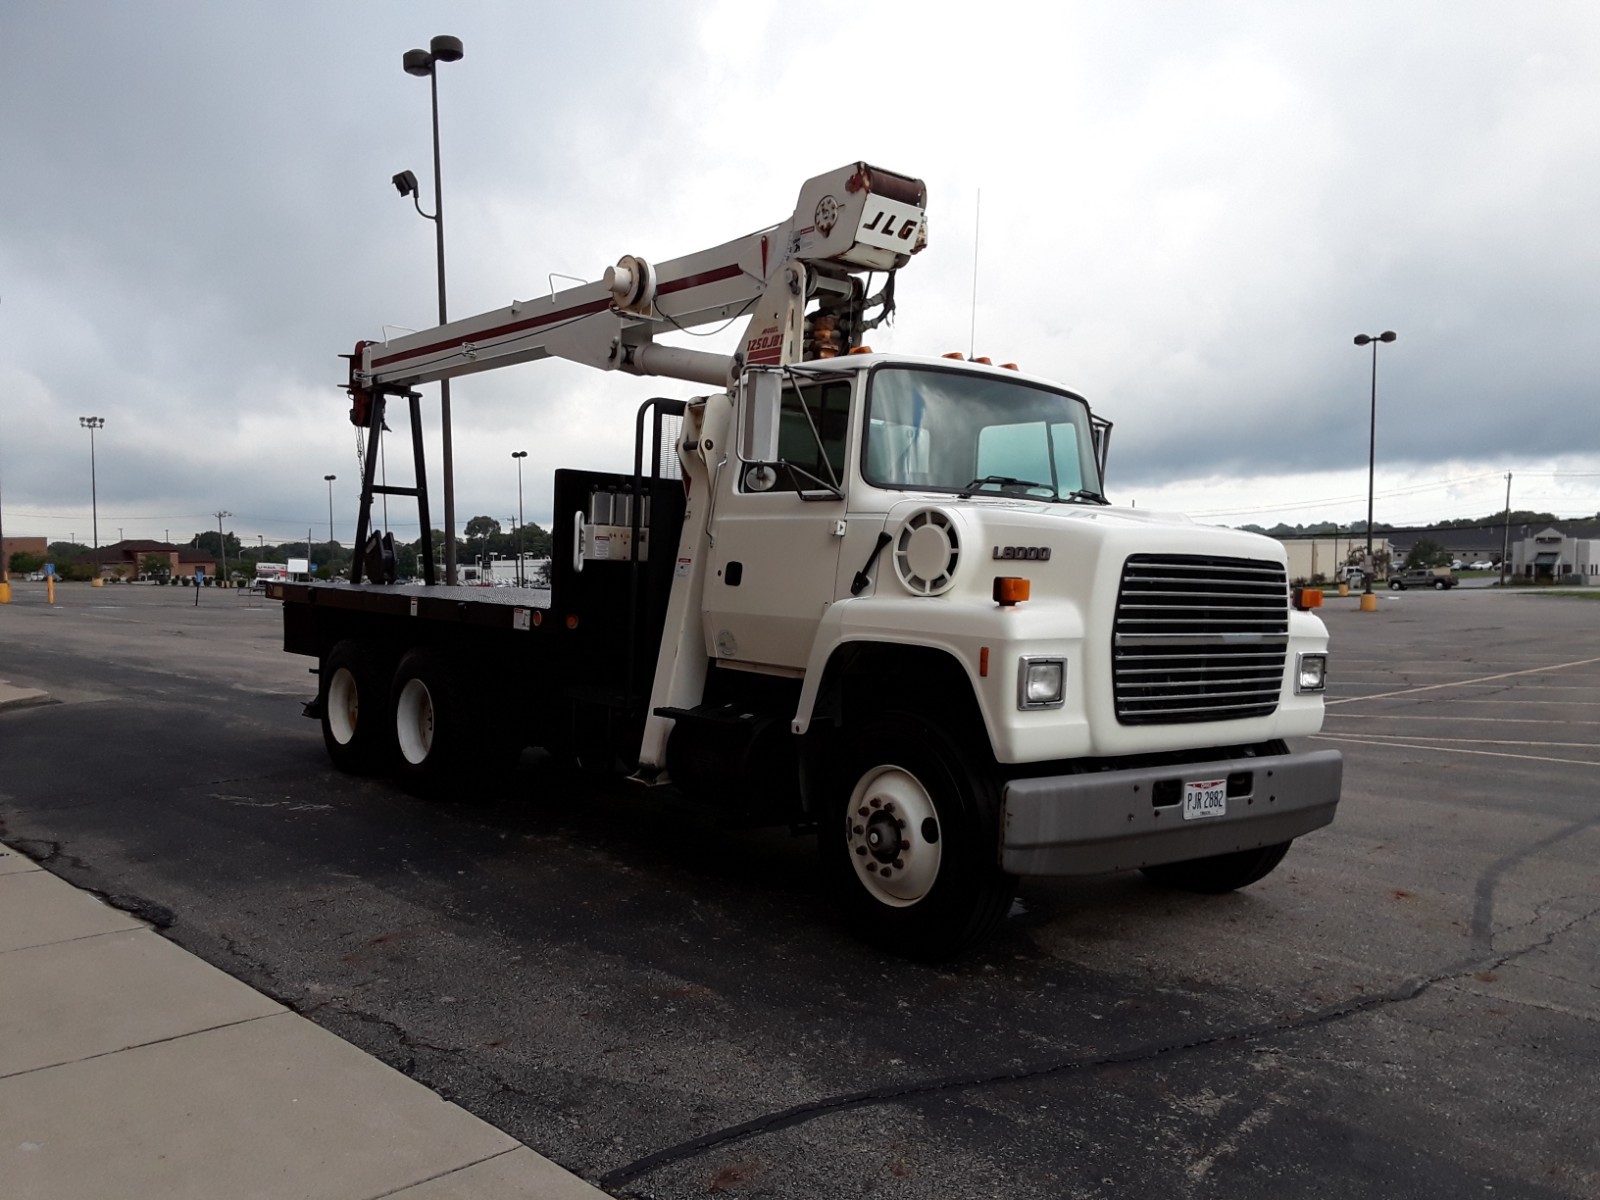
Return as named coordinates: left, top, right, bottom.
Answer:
left=3, top=0, right=1597, bottom=553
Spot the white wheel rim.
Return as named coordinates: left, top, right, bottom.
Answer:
left=845, top=765, right=942, bottom=907
left=327, top=667, right=360, bottom=746
left=396, top=678, right=435, bottom=766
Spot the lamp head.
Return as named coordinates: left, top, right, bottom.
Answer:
left=324, top=475, right=336, bottom=482
left=403, top=48, right=433, bottom=76
left=1353, top=334, right=1371, bottom=346
left=512, top=450, right=527, bottom=460
left=392, top=169, right=419, bottom=198
left=1379, top=330, right=1397, bottom=343
left=429, top=35, right=464, bottom=62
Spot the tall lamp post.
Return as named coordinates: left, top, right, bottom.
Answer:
left=79, top=417, right=105, bottom=578
left=1352, top=331, right=1396, bottom=598
left=396, top=34, right=464, bottom=586
left=511, top=450, right=527, bottom=586
left=324, top=474, right=337, bottom=551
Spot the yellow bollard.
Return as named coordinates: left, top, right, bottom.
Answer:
left=47, top=576, right=56, bottom=605
left=1338, top=582, right=1349, bottom=597
left=0, top=582, right=10, bottom=604
left=1359, top=592, right=1378, bottom=612
left=92, top=577, right=104, bottom=588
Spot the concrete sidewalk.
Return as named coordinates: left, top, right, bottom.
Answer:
left=0, top=840, right=609, bottom=1199
left=0, top=679, right=53, bottom=712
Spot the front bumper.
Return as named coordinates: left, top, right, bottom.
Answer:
left=1001, top=748, right=1342, bottom=876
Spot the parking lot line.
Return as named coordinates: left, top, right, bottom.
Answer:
left=1311, top=734, right=1600, bottom=767
left=1324, top=713, right=1600, bottom=725
left=1327, top=655, right=1600, bottom=705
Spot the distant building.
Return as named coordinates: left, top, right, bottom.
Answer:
left=99, top=540, right=219, bottom=580
left=2, top=536, right=49, bottom=570
left=1274, top=534, right=1392, bottom=584
left=1508, top=521, right=1600, bottom=583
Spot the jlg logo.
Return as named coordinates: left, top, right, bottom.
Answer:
left=862, top=208, right=919, bottom=241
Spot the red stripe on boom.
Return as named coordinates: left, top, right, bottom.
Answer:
left=368, top=263, right=746, bottom=372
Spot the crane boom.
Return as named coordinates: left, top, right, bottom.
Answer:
left=347, top=162, right=928, bottom=401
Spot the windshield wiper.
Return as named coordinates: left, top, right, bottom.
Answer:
left=1065, top=488, right=1108, bottom=505
left=959, top=475, right=1058, bottom=499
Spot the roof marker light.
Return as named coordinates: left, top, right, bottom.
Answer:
left=942, top=351, right=965, bottom=360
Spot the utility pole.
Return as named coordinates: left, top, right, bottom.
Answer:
left=1500, top=473, right=1512, bottom=587
left=215, top=511, right=231, bottom=582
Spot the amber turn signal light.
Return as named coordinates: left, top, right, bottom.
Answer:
left=1292, top=586, right=1323, bottom=610
left=993, top=576, right=1031, bottom=606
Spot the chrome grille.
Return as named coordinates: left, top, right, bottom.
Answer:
left=1113, top=555, right=1288, bottom=724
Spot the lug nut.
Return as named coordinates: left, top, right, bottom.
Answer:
left=892, top=859, right=904, bottom=870
left=879, top=867, right=891, bottom=877
left=855, top=846, right=867, bottom=856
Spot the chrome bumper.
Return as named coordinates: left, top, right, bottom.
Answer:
left=1001, top=748, right=1342, bottom=876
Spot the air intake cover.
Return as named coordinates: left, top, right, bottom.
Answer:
left=893, top=508, right=960, bottom=596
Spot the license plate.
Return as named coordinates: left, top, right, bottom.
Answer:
left=1182, top=778, right=1227, bottom=820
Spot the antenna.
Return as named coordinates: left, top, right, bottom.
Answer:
left=969, top=188, right=981, bottom=359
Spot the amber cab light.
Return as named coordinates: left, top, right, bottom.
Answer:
left=1293, top=586, right=1323, bottom=611
left=848, top=345, right=874, bottom=355
left=942, top=351, right=965, bottom=360
left=972, top=356, right=992, bottom=365
left=1000, top=362, right=1019, bottom=370
left=993, top=576, right=1031, bottom=606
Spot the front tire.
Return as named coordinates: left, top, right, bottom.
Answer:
left=321, top=640, right=384, bottom=773
left=1389, top=580, right=1403, bottom=590
left=821, top=713, right=1016, bottom=961
left=1434, top=579, right=1447, bottom=590
left=389, top=648, right=469, bottom=795
left=1140, top=840, right=1291, bottom=894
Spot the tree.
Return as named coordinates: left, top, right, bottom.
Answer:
left=1405, top=537, right=1451, bottom=569
left=8, top=551, right=45, bottom=574
left=464, top=516, right=502, bottom=541
left=139, top=553, right=170, bottom=579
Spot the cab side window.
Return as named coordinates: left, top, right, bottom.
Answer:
left=743, top=379, right=851, bottom=491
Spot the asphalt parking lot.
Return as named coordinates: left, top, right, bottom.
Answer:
left=1, top=581, right=1596, bottom=1198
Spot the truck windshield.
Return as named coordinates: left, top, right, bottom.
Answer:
left=862, top=366, right=1103, bottom=501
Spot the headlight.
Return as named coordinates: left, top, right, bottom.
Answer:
left=1296, top=652, right=1328, bottom=694
left=1018, top=657, right=1066, bottom=709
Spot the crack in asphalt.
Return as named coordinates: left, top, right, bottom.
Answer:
left=598, top=905, right=1600, bottom=1193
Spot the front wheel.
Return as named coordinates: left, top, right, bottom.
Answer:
left=820, top=713, right=1016, bottom=961
left=1389, top=580, right=1403, bottom=590
left=1434, top=579, right=1447, bottom=590
left=1140, top=840, right=1291, bottom=894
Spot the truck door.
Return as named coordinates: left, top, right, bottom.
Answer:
left=702, top=376, right=851, bottom=670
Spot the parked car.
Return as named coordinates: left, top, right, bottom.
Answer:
left=1467, top=559, right=1495, bottom=571
left=1390, top=567, right=1457, bottom=590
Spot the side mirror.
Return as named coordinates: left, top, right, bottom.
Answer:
left=738, top=370, right=782, bottom=462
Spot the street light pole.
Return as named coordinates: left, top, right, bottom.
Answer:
left=1352, top=331, right=1396, bottom=596
left=215, top=510, right=231, bottom=582
left=79, top=417, right=105, bottom=578
left=511, top=450, right=527, bottom=586
left=401, top=34, right=464, bottom=586
left=324, top=474, right=337, bottom=551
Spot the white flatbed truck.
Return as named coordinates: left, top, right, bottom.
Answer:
left=273, top=162, right=1341, bottom=959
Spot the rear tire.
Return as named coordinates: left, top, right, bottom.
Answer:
left=320, top=640, right=384, bottom=774
left=820, top=712, right=1016, bottom=961
left=1389, top=580, right=1402, bottom=590
left=389, top=648, right=469, bottom=796
left=1434, top=579, right=1447, bottom=590
left=1140, top=840, right=1291, bottom=894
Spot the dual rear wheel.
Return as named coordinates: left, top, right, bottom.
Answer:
left=319, top=641, right=478, bottom=792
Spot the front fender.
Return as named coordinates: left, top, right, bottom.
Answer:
left=792, top=596, right=1091, bottom=764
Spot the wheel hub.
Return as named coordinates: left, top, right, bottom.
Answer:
left=844, top=765, right=942, bottom=907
